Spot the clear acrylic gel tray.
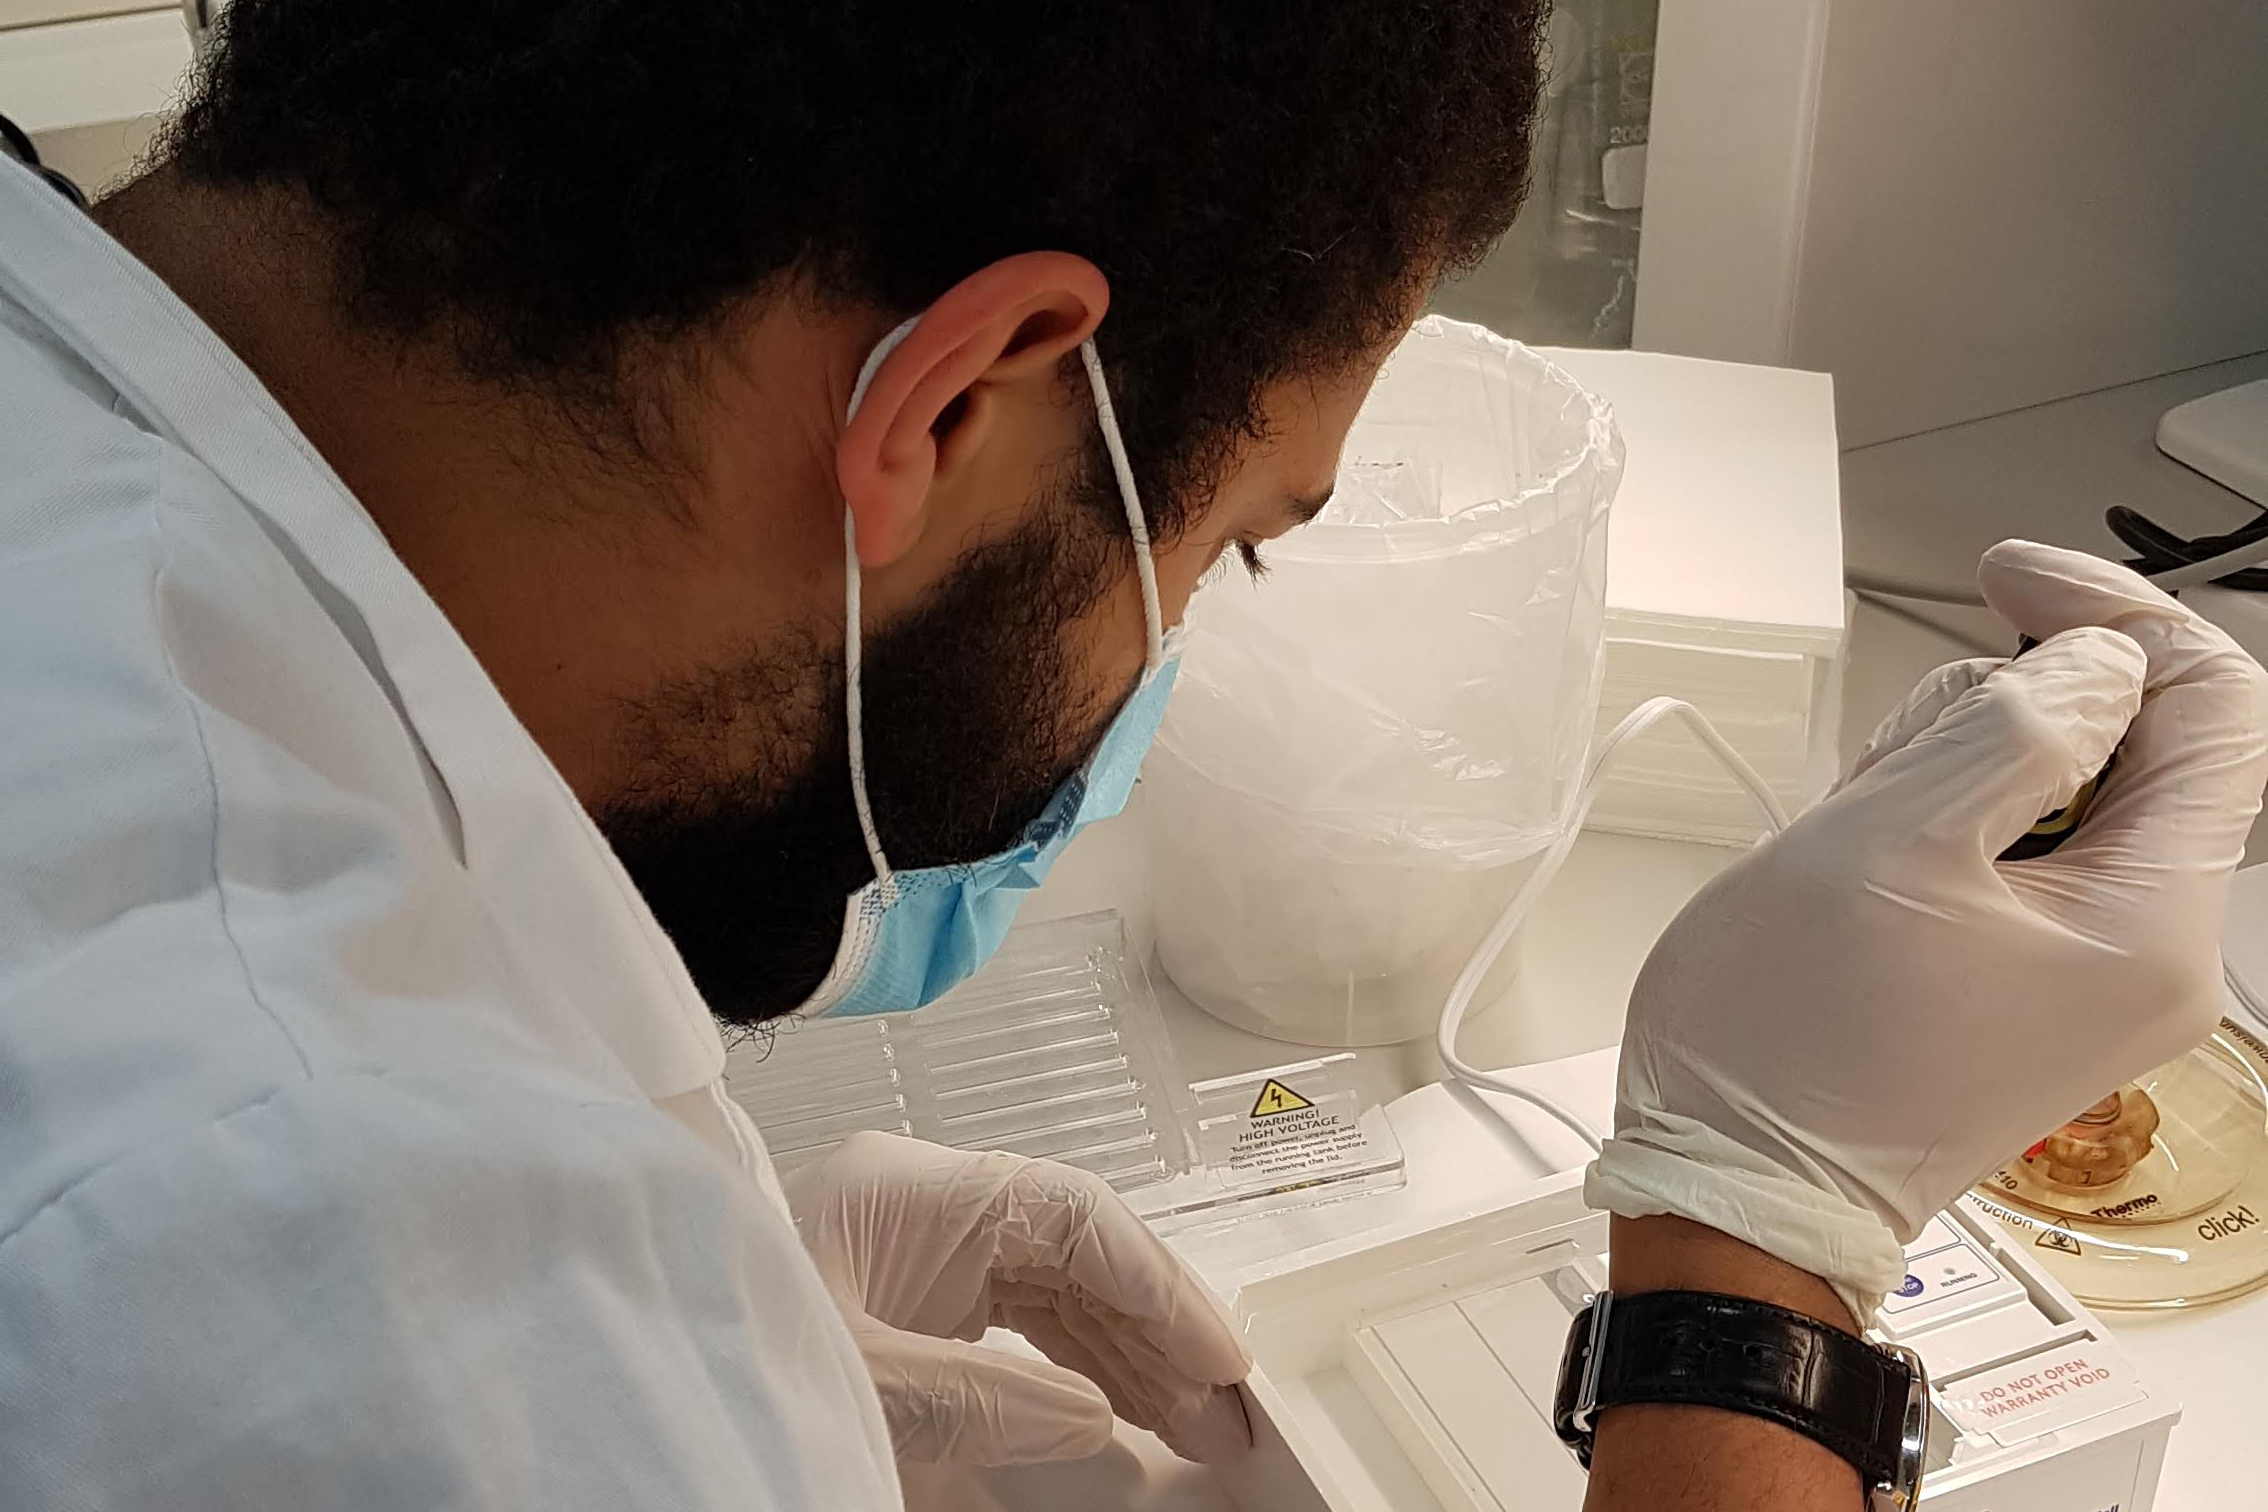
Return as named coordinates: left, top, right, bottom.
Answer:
left=725, top=911, right=1404, bottom=1231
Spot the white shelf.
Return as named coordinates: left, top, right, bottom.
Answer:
left=0, top=8, right=189, bottom=136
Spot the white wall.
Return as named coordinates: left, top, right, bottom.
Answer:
left=1633, top=0, right=1832, bottom=368
left=1788, top=0, right=2268, bottom=446
left=0, top=6, right=190, bottom=191
left=1505, top=0, right=2268, bottom=449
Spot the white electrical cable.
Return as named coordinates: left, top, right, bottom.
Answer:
left=2129, top=531, right=2268, bottom=591
left=1852, top=589, right=2007, bottom=657
left=1843, top=567, right=1989, bottom=608
left=1436, top=697, right=1793, bottom=1154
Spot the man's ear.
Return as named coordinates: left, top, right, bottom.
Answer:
left=837, top=252, right=1108, bottom=567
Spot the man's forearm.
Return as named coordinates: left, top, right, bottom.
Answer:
left=1581, top=1216, right=1867, bottom=1512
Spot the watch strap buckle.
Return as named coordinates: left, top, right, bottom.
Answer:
left=1870, top=1342, right=1931, bottom=1512
left=1553, top=1291, right=1613, bottom=1465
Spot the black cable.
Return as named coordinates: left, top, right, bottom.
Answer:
left=0, top=110, right=39, bottom=169
left=0, top=107, right=88, bottom=210
left=1850, top=496, right=2268, bottom=608
left=2104, top=507, right=2268, bottom=588
left=2104, top=502, right=2268, bottom=592
left=2108, top=503, right=2268, bottom=562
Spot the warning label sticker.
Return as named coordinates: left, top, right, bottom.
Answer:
left=1941, top=1345, right=2145, bottom=1444
left=1225, top=1096, right=1374, bottom=1179
left=1966, top=1194, right=2086, bottom=1256
left=1176, top=1055, right=1407, bottom=1215
left=1249, top=1078, right=1314, bottom=1118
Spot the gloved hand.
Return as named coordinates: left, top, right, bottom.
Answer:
left=1587, top=540, right=2268, bottom=1324
left=782, top=1130, right=1251, bottom=1466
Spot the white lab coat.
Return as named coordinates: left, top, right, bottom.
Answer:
left=0, top=158, right=899, bottom=1510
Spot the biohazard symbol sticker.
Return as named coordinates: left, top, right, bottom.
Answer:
left=2035, top=1229, right=2084, bottom=1257
left=1250, top=1078, right=1316, bottom=1119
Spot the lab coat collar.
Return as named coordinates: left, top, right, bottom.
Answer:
left=0, top=159, right=726, bottom=1101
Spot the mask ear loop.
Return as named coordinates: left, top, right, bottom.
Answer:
left=843, top=327, right=1160, bottom=905
left=1078, top=340, right=1165, bottom=675
left=842, top=320, right=920, bottom=903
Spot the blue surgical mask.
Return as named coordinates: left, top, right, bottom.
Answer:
left=796, top=322, right=1181, bottom=1018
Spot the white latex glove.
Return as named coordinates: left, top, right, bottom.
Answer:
left=782, top=1131, right=1251, bottom=1467
left=1587, top=540, right=2268, bottom=1323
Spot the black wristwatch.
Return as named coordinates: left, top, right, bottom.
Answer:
left=1553, top=1290, right=1929, bottom=1510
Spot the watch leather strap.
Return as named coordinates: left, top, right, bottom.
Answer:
left=1555, top=1290, right=1919, bottom=1491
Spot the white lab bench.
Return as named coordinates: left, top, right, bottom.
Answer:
left=889, top=814, right=2268, bottom=1512
left=898, top=813, right=1726, bottom=1512
left=913, top=720, right=2266, bottom=1512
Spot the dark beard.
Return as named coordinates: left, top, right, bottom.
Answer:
left=596, top=484, right=1122, bottom=1028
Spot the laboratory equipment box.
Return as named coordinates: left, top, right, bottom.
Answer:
left=1210, top=1171, right=2178, bottom=1512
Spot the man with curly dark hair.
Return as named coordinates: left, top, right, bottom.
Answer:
left=130, top=1, right=1548, bottom=1031
left=0, top=3, right=1563, bottom=1506
left=22, top=5, right=2214, bottom=1512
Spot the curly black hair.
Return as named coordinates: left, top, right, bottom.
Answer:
left=167, top=2, right=1546, bottom=530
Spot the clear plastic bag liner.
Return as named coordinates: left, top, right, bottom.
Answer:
left=1146, top=317, right=1620, bottom=1044
left=1154, top=316, right=1619, bottom=865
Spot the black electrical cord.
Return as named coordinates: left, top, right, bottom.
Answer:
left=2105, top=502, right=2268, bottom=592
left=1848, top=497, right=2268, bottom=609
left=0, top=108, right=88, bottom=210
